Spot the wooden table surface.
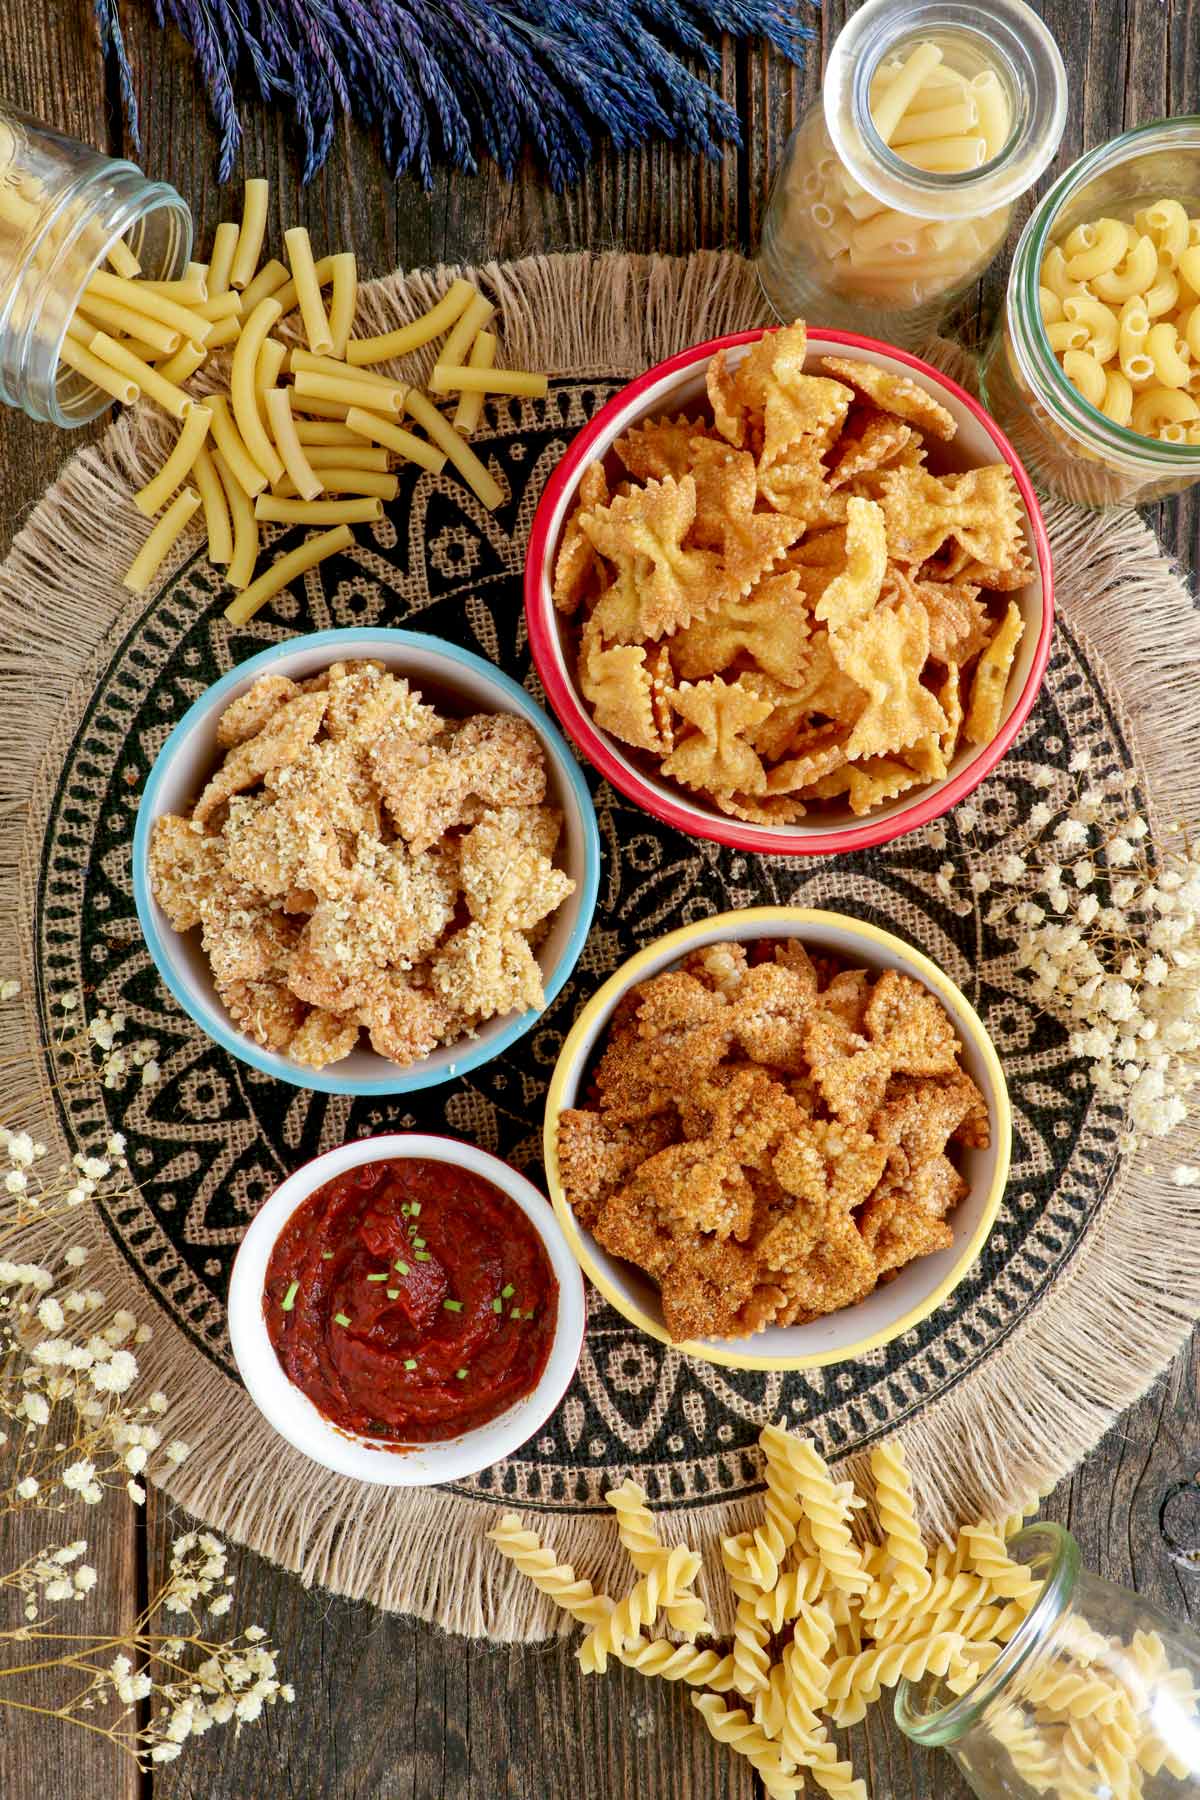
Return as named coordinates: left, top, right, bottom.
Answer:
left=1, top=4, right=1199, bottom=1796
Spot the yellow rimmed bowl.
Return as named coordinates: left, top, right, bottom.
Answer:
left=544, top=906, right=1011, bottom=1372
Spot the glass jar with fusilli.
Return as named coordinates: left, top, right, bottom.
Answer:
left=896, top=1521, right=1200, bottom=1798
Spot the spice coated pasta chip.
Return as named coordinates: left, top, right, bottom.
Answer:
left=149, top=663, right=576, bottom=1069
left=557, top=939, right=987, bottom=1340
left=965, top=600, right=1025, bottom=747
left=556, top=318, right=1033, bottom=822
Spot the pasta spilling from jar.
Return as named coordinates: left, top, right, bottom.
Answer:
left=1039, top=196, right=1200, bottom=442
left=48, top=177, right=547, bottom=620
left=771, top=38, right=1013, bottom=312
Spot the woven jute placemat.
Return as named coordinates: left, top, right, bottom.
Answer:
left=2, top=251, right=1199, bottom=1641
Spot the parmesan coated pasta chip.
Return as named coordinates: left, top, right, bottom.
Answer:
left=556, top=319, right=1033, bottom=821
left=149, top=663, right=575, bottom=1069
left=557, top=938, right=986, bottom=1340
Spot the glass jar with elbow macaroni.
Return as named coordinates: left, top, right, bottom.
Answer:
left=0, top=105, right=192, bottom=426
left=980, top=119, right=1200, bottom=506
left=757, top=0, right=1067, bottom=348
left=896, top=1523, right=1200, bottom=1800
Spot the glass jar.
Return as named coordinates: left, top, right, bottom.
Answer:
left=980, top=119, right=1200, bottom=507
left=0, top=105, right=191, bottom=426
left=896, top=1523, right=1200, bottom=1799
left=757, top=0, right=1067, bottom=349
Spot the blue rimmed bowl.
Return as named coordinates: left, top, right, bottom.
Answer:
left=132, top=627, right=601, bottom=1096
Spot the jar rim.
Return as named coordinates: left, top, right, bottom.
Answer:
left=824, top=0, right=1067, bottom=221
left=1010, top=116, right=1200, bottom=469
left=893, top=1522, right=1080, bottom=1747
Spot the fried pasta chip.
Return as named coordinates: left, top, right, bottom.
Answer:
left=556, top=314, right=1034, bottom=825
left=558, top=938, right=977, bottom=1341
left=964, top=601, right=1025, bottom=747
left=149, top=669, right=575, bottom=1071
left=814, top=496, right=888, bottom=633
left=834, top=602, right=947, bottom=760
left=580, top=475, right=723, bottom=640
left=662, top=677, right=772, bottom=796
left=819, top=356, right=957, bottom=441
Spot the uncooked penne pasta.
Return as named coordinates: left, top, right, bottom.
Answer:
left=106, top=235, right=141, bottom=279
left=87, top=331, right=193, bottom=419
left=254, top=494, right=382, bottom=525
left=190, top=442, right=233, bottom=565
left=270, top=254, right=337, bottom=321
left=265, top=387, right=324, bottom=502
left=284, top=226, right=334, bottom=354
left=453, top=330, right=496, bottom=433
left=870, top=42, right=944, bottom=143
left=292, top=418, right=361, bottom=446
left=343, top=405, right=446, bottom=472
left=326, top=252, right=358, bottom=359
left=275, top=467, right=398, bottom=499
left=138, top=277, right=209, bottom=305
left=437, top=288, right=496, bottom=374
left=133, top=404, right=213, bottom=517
left=427, top=364, right=548, bottom=398
left=294, top=368, right=406, bottom=414
left=83, top=269, right=214, bottom=344
left=207, top=221, right=240, bottom=296
left=123, top=486, right=201, bottom=593
left=345, top=277, right=475, bottom=366
left=230, top=178, right=270, bottom=291
left=75, top=291, right=181, bottom=353
left=192, top=290, right=243, bottom=324
left=208, top=393, right=269, bottom=499
left=288, top=349, right=410, bottom=398
left=211, top=447, right=260, bottom=590
left=239, top=258, right=290, bottom=314
left=58, top=334, right=139, bottom=406
left=403, top=388, right=503, bottom=508
left=223, top=523, right=353, bottom=626
left=157, top=340, right=208, bottom=387
left=230, top=297, right=285, bottom=484
left=298, top=444, right=388, bottom=471
left=204, top=315, right=243, bottom=352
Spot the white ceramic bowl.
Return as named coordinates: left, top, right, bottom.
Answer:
left=132, top=627, right=600, bottom=1095
left=526, top=327, right=1054, bottom=858
left=544, top=906, right=1011, bottom=1371
left=227, top=1133, right=586, bottom=1485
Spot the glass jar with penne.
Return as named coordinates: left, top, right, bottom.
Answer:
left=0, top=106, right=192, bottom=425
left=980, top=119, right=1200, bottom=505
left=757, top=0, right=1067, bottom=347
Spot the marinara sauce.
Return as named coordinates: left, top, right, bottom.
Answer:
left=264, top=1156, right=558, bottom=1444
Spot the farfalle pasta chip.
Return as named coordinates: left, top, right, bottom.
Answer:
left=557, top=937, right=987, bottom=1340
left=555, top=318, right=1034, bottom=822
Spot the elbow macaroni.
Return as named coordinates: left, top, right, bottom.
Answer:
left=1040, top=196, right=1200, bottom=440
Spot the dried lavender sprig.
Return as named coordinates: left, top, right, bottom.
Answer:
left=93, top=0, right=143, bottom=152
left=105, top=0, right=810, bottom=188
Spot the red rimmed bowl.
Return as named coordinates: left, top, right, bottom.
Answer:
left=525, top=328, right=1054, bottom=856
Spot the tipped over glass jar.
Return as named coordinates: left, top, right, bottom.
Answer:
left=0, top=104, right=191, bottom=426
left=896, top=1523, right=1200, bottom=1799
left=757, top=0, right=1067, bottom=350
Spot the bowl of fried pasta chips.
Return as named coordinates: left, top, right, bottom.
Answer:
left=133, top=628, right=600, bottom=1096
left=544, top=908, right=1011, bottom=1371
left=526, top=320, right=1053, bottom=854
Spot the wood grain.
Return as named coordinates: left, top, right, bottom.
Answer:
left=0, top=3, right=1198, bottom=1796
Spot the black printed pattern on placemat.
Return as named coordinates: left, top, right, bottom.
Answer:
left=36, top=377, right=1129, bottom=1512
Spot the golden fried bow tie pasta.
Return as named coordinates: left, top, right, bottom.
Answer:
left=554, top=318, right=1032, bottom=822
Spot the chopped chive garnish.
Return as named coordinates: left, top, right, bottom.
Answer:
left=366, top=1272, right=388, bottom=1283
left=333, top=1312, right=351, bottom=1327
left=443, top=1298, right=463, bottom=1313
left=386, top=1288, right=400, bottom=1300
left=492, top=1298, right=503, bottom=1313
left=412, top=1236, right=426, bottom=1249
left=394, top=1259, right=410, bottom=1275
left=455, top=1368, right=468, bottom=1379
left=510, top=1306, right=521, bottom=1319
left=501, top=1283, right=514, bottom=1299
left=280, top=1281, right=299, bottom=1312
left=321, top=1251, right=334, bottom=1260
left=400, top=1203, right=411, bottom=1216
left=410, top=1202, right=421, bottom=1216
left=403, top=1358, right=418, bottom=1370
left=414, top=1250, right=431, bottom=1262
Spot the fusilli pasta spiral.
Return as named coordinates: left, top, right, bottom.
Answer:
left=755, top=1557, right=824, bottom=1633
left=578, top=1542, right=702, bottom=1673
left=605, top=1478, right=712, bottom=1636
left=692, top=1694, right=803, bottom=1799
left=960, top=1523, right=1042, bottom=1602
left=486, top=1513, right=613, bottom=1626
left=618, top=1637, right=738, bottom=1691
left=987, top=1700, right=1059, bottom=1795
left=870, top=1441, right=931, bottom=1601
left=784, top=1439, right=869, bottom=1597
left=825, top=1630, right=968, bottom=1727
